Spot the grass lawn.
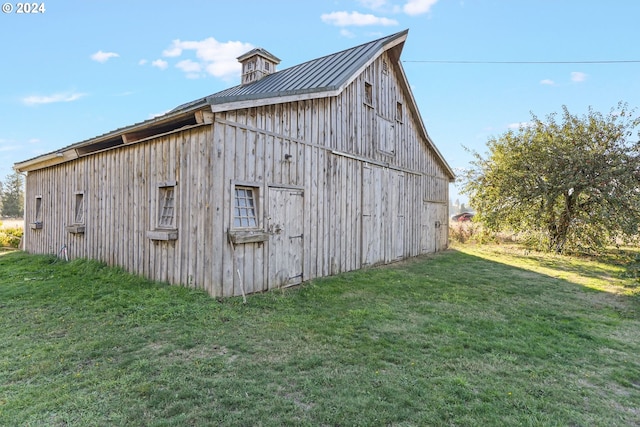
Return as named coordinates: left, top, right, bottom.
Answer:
left=1, top=245, right=639, bottom=426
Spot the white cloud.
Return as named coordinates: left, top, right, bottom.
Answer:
left=403, top=0, right=439, bottom=16
left=540, top=79, right=555, bottom=85
left=162, top=44, right=183, bottom=58
left=358, top=0, right=388, bottom=9
left=0, top=139, right=19, bottom=152
left=91, top=50, right=119, bottom=63
left=321, top=11, right=398, bottom=27
left=161, top=37, right=254, bottom=80
left=151, top=59, right=168, bottom=70
left=571, top=71, right=587, bottom=82
left=22, top=92, right=87, bottom=106
left=507, top=122, right=533, bottom=130
left=177, top=59, right=203, bottom=79
left=340, top=29, right=356, bottom=38
left=138, top=59, right=148, bottom=65
left=176, top=59, right=202, bottom=73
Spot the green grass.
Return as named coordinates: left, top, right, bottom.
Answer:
left=1, top=245, right=639, bottom=426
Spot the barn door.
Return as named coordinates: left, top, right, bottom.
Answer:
left=267, top=187, right=304, bottom=289
left=421, top=202, right=446, bottom=253
left=421, top=202, right=436, bottom=253
left=389, top=170, right=405, bottom=262
left=362, top=165, right=384, bottom=266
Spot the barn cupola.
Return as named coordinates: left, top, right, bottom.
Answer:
left=237, top=48, right=281, bottom=85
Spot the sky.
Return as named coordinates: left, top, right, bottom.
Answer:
left=1, top=0, right=639, bottom=203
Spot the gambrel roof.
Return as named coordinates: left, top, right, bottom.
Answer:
left=15, top=29, right=454, bottom=180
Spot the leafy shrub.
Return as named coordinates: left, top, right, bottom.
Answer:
left=0, top=227, right=23, bottom=248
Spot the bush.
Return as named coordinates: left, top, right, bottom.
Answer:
left=449, top=221, right=494, bottom=244
left=0, top=227, right=23, bottom=248
left=450, top=221, right=516, bottom=245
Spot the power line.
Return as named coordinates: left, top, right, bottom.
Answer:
left=403, top=60, right=640, bottom=64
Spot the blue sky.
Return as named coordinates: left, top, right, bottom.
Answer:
left=2, top=0, right=639, bottom=203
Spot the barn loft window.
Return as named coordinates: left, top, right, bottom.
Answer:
left=382, top=60, right=389, bottom=75
left=378, top=118, right=396, bottom=155
left=265, top=62, right=270, bottom=72
left=158, top=185, right=176, bottom=228
left=234, top=186, right=258, bottom=228
left=30, top=196, right=43, bottom=229
left=146, top=181, right=178, bottom=241
left=396, top=101, right=403, bottom=122
left=364, top=82, right=373, bottom=107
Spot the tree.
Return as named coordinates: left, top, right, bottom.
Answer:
left=462, top=103, right=640, bottom=253
left=1, top=171, right=24, bottom=218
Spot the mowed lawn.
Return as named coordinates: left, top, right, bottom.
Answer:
left=1, top=245, right=639, bottom=426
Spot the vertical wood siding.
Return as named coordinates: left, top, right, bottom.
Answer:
left=22, top=53, right=451, bottom=297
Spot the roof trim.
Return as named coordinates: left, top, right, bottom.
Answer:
left=394, top=61, right=456, bottom=181
left=237, top=48, right=281, bottom=64
left=14, top=108, right=210, bottom=172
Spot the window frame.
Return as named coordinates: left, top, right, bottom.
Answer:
left=227, top=182, right=270, bottom=244
left=30, top=195, right=43, bottom=229
left=396, top=101, right=403, bottom=123
left=157, top=182, right=177, bottom=230
left=232, top=184, right=260, bottom=229
left=146, top=180, right=179, bottom=241
left=364, top=81, right=373, bottom=107
left=73, top=191, right=85, bottom=225
left=66, top=191, right=86, bottom=234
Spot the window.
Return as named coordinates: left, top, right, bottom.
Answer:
left=396, top=101, right=403, bottom=122
left=234, top=186, right=258, bottom=228
left=382, top=60, right=389, bottom=75
left=364, top=82, right=373, bottom=106
left=35, top=196, right=42, bottom=223
left=146, top=181, right=178, bottom=241
left=265, top=62, right=270, bottom=72
left=74, top=192, right=85, bottom=224
left=67, top=192, right=86, bottom=234
left=227, top=184, right=269, bottom=244
left=31, top=196, right=43, bottom=229
left=158, top=185, right=176, bottom=228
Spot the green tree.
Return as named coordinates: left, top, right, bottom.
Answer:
left=1, top=171, right=24, bottom=218
left=462, top=103, right=640, bottom=253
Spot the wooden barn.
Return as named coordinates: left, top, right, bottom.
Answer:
left=15, top=30, right=455, bottom=297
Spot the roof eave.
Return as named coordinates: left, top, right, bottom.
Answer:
left=15, top=102, right=210, bottom=173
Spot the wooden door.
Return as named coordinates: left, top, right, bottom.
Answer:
left=362, top=165, right=384, bottom=266
left=421, top=202, right=447, bottom=253
left=267, top=187, right=304, bottom=289
left=421, top=202, right=436, bottom=254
